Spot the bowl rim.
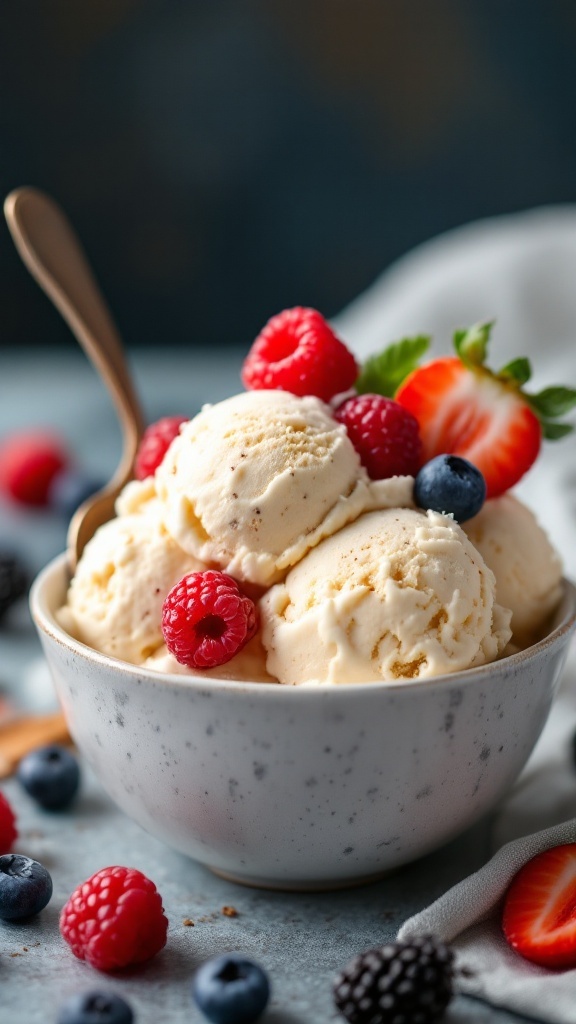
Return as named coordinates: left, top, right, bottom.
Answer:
left=31, top=551, right=576, bottom=699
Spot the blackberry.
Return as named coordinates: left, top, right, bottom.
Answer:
left=0, top=551, right=28, bottom=622
left=333, top=934, right=454, bottom=1024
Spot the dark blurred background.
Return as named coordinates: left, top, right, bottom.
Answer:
left=2, top=0, right=576, bottom=353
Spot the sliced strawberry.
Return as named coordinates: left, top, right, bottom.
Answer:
left=502, top=844, right=576, bottom=969
left=395, top=356, right=541, bottom=498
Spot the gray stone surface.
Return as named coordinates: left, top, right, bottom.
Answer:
left=0, top=350, right=538, bottom=1022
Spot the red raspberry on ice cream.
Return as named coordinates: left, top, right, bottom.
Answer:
left=241, top=306, right=358, bottom=402
left=335, top=393, right=422, bottom=479
left=162, top=570, right=258, bottom=670
left=134, top=415, right=187, bottom=480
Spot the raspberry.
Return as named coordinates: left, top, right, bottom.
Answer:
left=134, top=415, right=187, bottom=480
left=333, top=935, right=454, bottom=1024
left=335, top=393, right=422, bottom=479
left=162, top=570, right=258, bottom=670
left=241, top=307, right=358, bottom=402
left=0, top=431, right=68, bottom=506
left=0, top=791, right=18, bottom=851
left=59, top=865, right=168, bottom=972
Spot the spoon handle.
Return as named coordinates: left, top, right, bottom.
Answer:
left=4, top=187, right=145, bottom=460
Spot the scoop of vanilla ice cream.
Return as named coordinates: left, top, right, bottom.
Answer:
left=114, top=476, right=159, bottom=517
left=60, top=509, right=204, bottom=664
left=261, top=508, right=512, bottom=685
left=463, top=494, right=563, bottom=646
left=155, top=389, right=412, bottom=586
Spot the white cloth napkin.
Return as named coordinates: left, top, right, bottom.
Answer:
left=335, top=206, right=576, bottom=1021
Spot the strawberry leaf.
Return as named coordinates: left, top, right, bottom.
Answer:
left=356, top=336, right=430, bottom=397
left=499, top=358, right=532, bottom=386
left=453, top=322, right=493, bottom=367
left=527, top=386, right=576, bottom=419
left=540, top=421, right=574, bottom=440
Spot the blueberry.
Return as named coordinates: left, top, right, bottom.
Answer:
left=57, top=991, right=134, bottom=1024
left=192, top=953, right=270, bottom=1024
left=414, top=455, right=486, bottom=523
left=17, top=743, right=80, bottom=810
left=48, top=468, right=104, bottom=520
left=0, top=853, right=52, bottom=919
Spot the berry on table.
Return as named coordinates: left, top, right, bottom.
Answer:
left=241, top=306, right=358, bottom=402
left=17, top=743, right=81, bottom=810
left=49, top=468, right=104, bottom=520
left=502, top=843, right=576, bottom=969
left=0, top=853, right=53, bottom=920
left=414, top=454, right=486, bottom=523
left=0, top=790, right=18, bottom=851
left=0, top=430, right=68, bottom=506
left=57, top=990, right=134, bottom=1024
left=134, top=415, right=188, bottom=480
left=333, top=935, right=454, bottom=1024
left=334, top=393, right=422, bottom=479
left=162, top=570, right=258, bottom=670
left=59, top=865, right=168, bottom=972
left=395, top=322, right=576, bottom=497
left=192, top=952, right=270, bottom=1024
left=0, top=551, right=28, bottom=622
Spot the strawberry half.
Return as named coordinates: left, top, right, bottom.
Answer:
left=392, top=323, right=576, bottom=498
left=395, top=354, right=540, bottom=497
left=502, top=843, right=576, bottom=969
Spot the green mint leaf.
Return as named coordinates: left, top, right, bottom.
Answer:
left=527, top=386, right=576, bottom=419
left=540, top=420, right=574, bottom=440
left=453, top=321, right=494, bottom=366
left=356, top=335, right=430, bottom=397
left=498, top=358, right=532, bottom=386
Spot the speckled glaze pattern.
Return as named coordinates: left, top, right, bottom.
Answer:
left=31, top=555, right=576, bottom=890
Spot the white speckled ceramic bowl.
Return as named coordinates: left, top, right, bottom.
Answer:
left=31, top=553, right=576, bottom=890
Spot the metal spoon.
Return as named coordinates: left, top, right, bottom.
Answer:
left=4, top=186, right=145, bottom=571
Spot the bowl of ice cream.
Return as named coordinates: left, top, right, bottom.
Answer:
left=31, top=551, right=576, bottom=890
left=27, top=377, right=576, bottom=889
left=27, top=303, right=576, bottom=888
